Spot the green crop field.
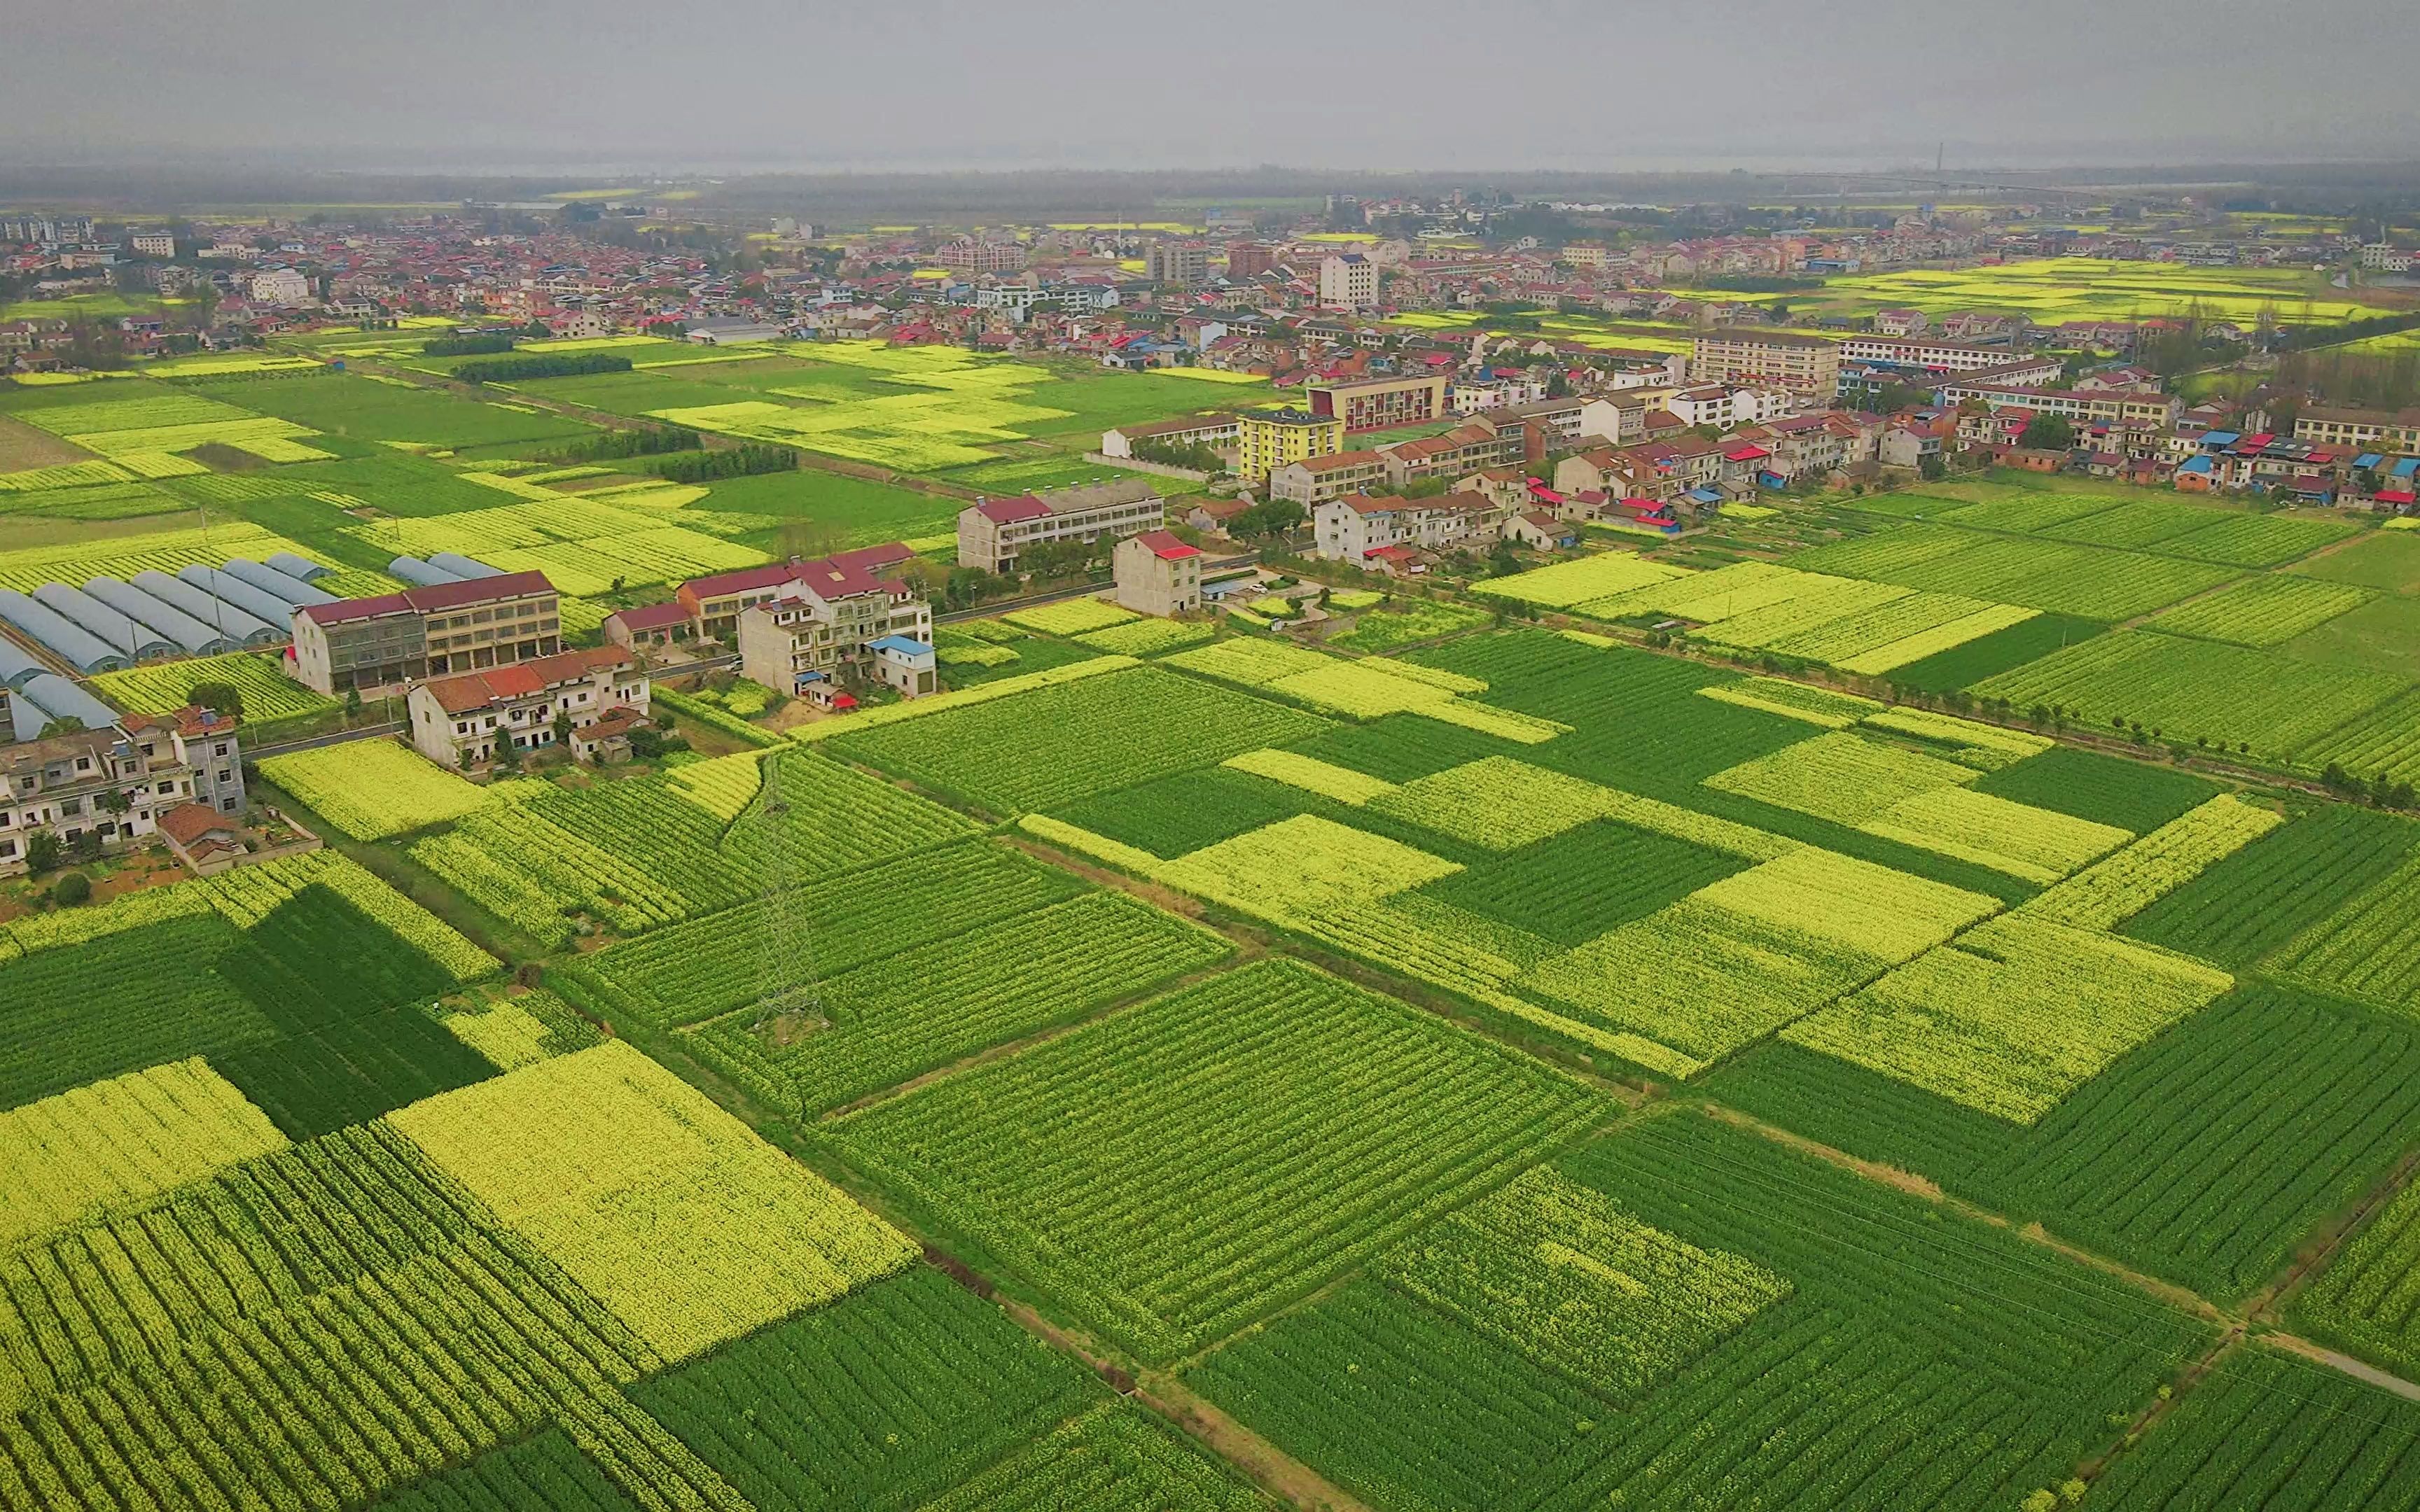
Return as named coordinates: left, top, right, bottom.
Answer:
left=494, top=337, right=1262, bottom=482
left=1793, top=257, right=2397, bottom=326
left=22, top=455, right=2420, bottom=1511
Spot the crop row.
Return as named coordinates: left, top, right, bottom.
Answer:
left=1469, top=549, right=1683, bottom=608
left=1762, top=589, right=2020, bottom=668
left=833, top=958, right=1606, bottom=1359
left=827, top=664, right=1328, bottom=813
left=1795, top=522, right=2243, bottom=619
left=2017, top=793, right=2283, bottom=930
left=1785, top=913, right=2234, bottom=1124
left=689, top=890, right=1232, bottom=1116
left=2088, top=1345, right=2420, bottom=1511
left=0, top=1058, right=286, bottom=1254
left=1539, top=1116, right=2211, bottom=1508
left=624, top=1266, right=1101, bottom=1511
left=2123, top=803, right=2418, bottom=968
left=559, top=839, right=1086, bottom=1030
left=1521, top=849, right=1994, bottom=1067
left=2145, top=574, right=2373, bottom=646
left=0, top=914, right=268, bottom=1110
left=0, top=1112, right=664, bottom=1511
left=1386, top=1164, right=1790, bottom=1400
left=88, top=650, right=338, bottom=722
left=2269, top=844, right=2420, bottom=1013
left=261, top=738, right=490, bottom=841
left=1696, top=676, right=1882, bottom=728
left=2296, top=686, right=2420, bottom=783
left=391, top=1042, right=915, bottom=1363
left=1861, top=784, right=2126, bottom=883
left=1974, top=629, right=2407, bottom=760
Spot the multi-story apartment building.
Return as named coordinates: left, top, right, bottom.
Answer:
left=0, top=705, right=244, bottom=876
left=1099, top=412, right=1239, bottom=459
left=1313, top=492, right=1498, bottom=564
left=1145, top=243, right=1210, bottom=286
left=2295, top=406, right=2420, bottom=454
left=248, top=267, right=312, bottom=306
left=676, top=543, right=916, bottom=640
left=130, top=232, right=176, bottom=258
left=1305, top=373, right=1449, bottom=433
left=1225, top=242, right=1277, bottom=277
left=1318, top=253, right=1377, bottom=312
left=1688, top=328, right=1842, bottom=398
left=956, top=479, right=1166, bottom=573
left=1378, top=423, right=1520, bottom=489
left=933, top=237, right=1024, bottom=274
left=1472, top=396, right=1594, bottom=458
left=289, top=571, right=561, bottom=696
left=1838, top=335, right=2035, bottom=373
left=1935, top=381, right=2183, bottom=430
left=1268, top=449, right=1390, bottom=506
left=1236, top=408, right=1345, bottom=482
left=736, top=553, right=936, bottom=696
left=406, top=645, right=651, bottom=770
left=1660, top=384, right=1792, bottom=430
left=1112, top=531, right=1204, bottom=617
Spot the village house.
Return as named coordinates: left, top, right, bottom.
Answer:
left=1313, top=491, right=1498, bottom=564
left=1377, top=423, right=1520, bottom=490
left=676, top=542, right=917, bottom=639
left=1268, top=449, right=1391, bottom=507
left=602, top=601, right=692, bottom=652
left=1503, top=510, right=1578, bottom=550
left=735, top=552, right=936, bottom=698
left=0, top=704, right=244, bottom=876
left=405, top=645, right=651, bottom=771
left=1113, top=530, right=1204, bottom=617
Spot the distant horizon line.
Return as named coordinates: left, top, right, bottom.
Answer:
left=3, top=151, right=2419, bottom=184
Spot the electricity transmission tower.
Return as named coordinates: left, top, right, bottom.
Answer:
left=751, top=752, right=827, bottom=1032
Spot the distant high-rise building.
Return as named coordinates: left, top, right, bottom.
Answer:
left=1225, top=241, right=1278, bottom=278
left=1146, top=242, right=1210, bottom=286
left=1318, top=253, right=1377, bottom=312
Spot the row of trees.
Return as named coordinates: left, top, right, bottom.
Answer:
left=651, top=442, right=795, bottom=482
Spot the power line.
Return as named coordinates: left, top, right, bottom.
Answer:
left=751, top=750, right=826, bottom=1032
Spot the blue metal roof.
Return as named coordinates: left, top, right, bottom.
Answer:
left=2200, top=430, right=2240, bottom=446
left=2178, top=456, right=2214, bottom=474
left=2356, top=453, right=2385, bottom=469
left=2394, top=458, right=2420, bottom=479
left=1688, top=488, right=1723, bottom=503
left=868, top=635, right=933, bottom=656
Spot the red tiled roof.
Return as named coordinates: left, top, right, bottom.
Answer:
left=606, top=601, right=690, bottom=631
left=680, top=544, right=913, bottom=603
left=419, top=645, right=632, bottom=716
left=1134, top=530, right=1201, bottom=560
left=156, top=802, right=239, bottom=846
left=298, top=570, right=555, bottom=626
left=124, top=704, right=240, bottom=737
left=975, top=496, right=1052, bottom=524
left=681, top=561, right=798, bottom=601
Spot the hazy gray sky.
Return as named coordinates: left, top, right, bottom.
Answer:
left=7, top=0, right=2414, bottom=173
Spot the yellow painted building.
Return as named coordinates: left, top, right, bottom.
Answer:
left=1237, top=407, right=1346, bottom=482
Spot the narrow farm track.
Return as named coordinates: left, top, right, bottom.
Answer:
left=1702, top=1096, right=2420, bottom=1488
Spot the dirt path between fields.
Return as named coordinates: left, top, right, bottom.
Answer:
left=1703, top=1102, right=2232, bottom=1323
left=2264, top=1334, right=2420, bottom=1402
left=991, top=1297, right=1372, bottom=1512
